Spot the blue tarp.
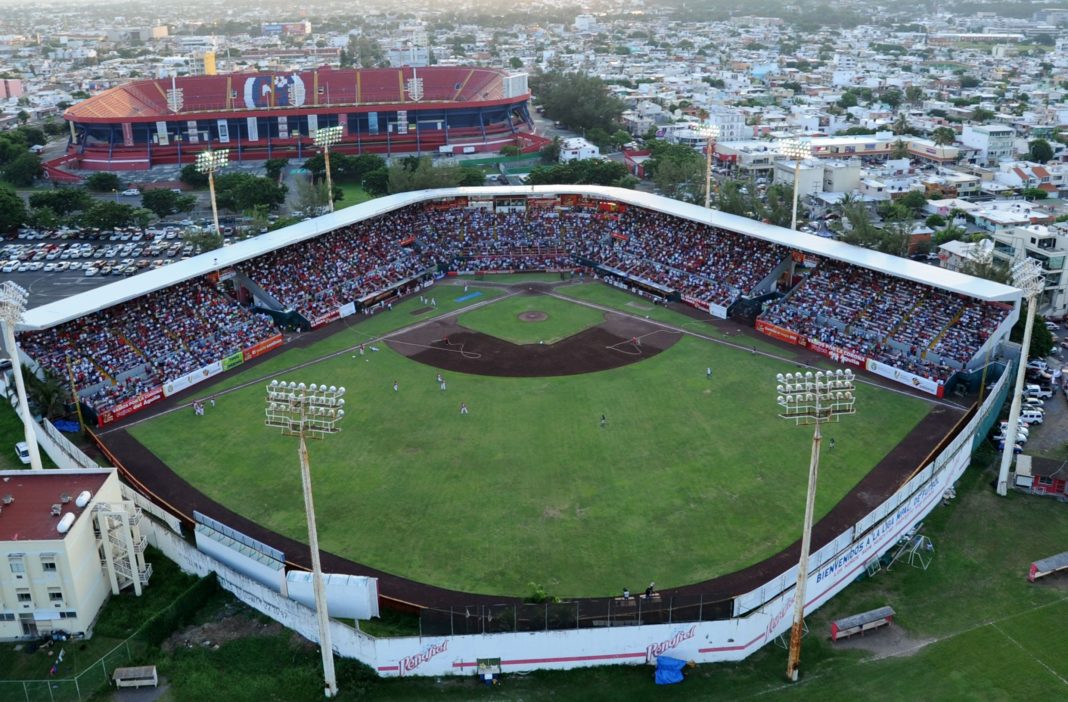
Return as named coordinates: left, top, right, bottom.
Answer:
left=654, top=656, right=687, bottom=685
left=51, top=420, right=81, bottom=433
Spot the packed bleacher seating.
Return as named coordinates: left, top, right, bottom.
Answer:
left=20, top=279, right=276, bottom=412
left=757, top=259, right=1010, bottom=382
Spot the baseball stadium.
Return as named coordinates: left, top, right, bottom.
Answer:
left=16, top=186, right=1021, bottom=674
left=58, top=67, right=533, bottom=171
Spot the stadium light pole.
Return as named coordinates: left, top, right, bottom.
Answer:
left=265, top=380, right=346, bottom=698
left=776, top=369, right=856, bottom=683
left=779, top=139, right=811, bottom=231
left=0, top=282, right=44, bottom=471
left=314, top=125, right=344, bottom=213
left=195, top=148, right=230, bottom=240
left=694, top=124, right=720, bottom=209
left=996, top=259, right=1045, bottom=497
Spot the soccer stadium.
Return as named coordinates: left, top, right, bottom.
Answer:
left=17, top=186, right=1020, bottom=674
left=59, top=67, right=533, bottom=171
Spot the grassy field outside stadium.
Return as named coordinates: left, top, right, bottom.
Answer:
left=128, top=281, right=932, bottom=597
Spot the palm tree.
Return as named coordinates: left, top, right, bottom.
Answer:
left=931, top=126, right=956, bottom=146
left=892, top=113, right=910, bottom=136
left=23, top=367, right=68, bottom=420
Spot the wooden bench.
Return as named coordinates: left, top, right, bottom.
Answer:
left=112, top=665, right=158, bottom=689
left=830, top=606, right=895, bottom=642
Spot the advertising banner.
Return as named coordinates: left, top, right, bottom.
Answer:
left=804, top=337, right=866, bottom=368
left=310, top=309, right=341, bottom=329
left=243, top=333, right=284, bottom=361
left=96, top=386, right=164, bottom=427
left=339, top=302, right=356, bottom=318
left=866, top=359, right=945, bottom=397
left=162, top=361, right=223, bottom=398
left=222, top=351, right=244, bottom=371
left=755, top=319, right=799, bottom=345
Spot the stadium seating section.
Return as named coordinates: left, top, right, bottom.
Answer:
left=20, top=203, right=1009, bottom=413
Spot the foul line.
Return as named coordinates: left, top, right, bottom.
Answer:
left=101, top=290, right=517, bottom=434
left=549, top=291, right=968, bottom=411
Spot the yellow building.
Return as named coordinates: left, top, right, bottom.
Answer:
left=0, top=469, right=149, bottom=640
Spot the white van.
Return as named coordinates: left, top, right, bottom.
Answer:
left=1020, top=409, right=1044, bottom=425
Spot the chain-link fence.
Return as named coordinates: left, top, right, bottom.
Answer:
left=0, top=575, right=216, bottom=702
left=419, top=594, right=734, bottom=637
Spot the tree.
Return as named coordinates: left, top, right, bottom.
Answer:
left=1028, top=138, right=1053, bottom=164
left=931, top=126, right=956, bottom=146
left=925, top=213, right=946, bottom=228
left=905, top=85, right=924, bottom=106
left=264, top=158, right=288, bottom=181
left=179, top=164, right=209, bottom=188
left=1022, top=187, right=1049, bottom=201
left=881, top=88, right=903, bottom=110
left=837, top=91, right=858, bottom=109
left=959, top=75, right=980, bottom=89
left=363, top=168, right=389, bottom=196
left=1011, top=310, right=1054, bottom=360
left=85, top=172, right=122, bottom=192
left=29, top=188, right=92, bottom=215
left=899, top=190, right=928, bottom=215
left=16, top=110, right=30, bottom=126
left=499, top=145, right=522, bottom=157
left=141, top=189, right=187, bottom=217
left=892, top=113, right=911, bottom=136
left=539, top=137, right=562, bottom=164
left=81, top=201, right=136, bottom=229
left=28, top=206, right=60, bottom=230
left=529, top=71, right=624, bottom=134
left=972, top=107, right=995, bottom=124
left=2, top=152, right=42, bottom=187
left=525, top=159, right=633, bottom=188
left=509, top=56, right=523, bottom=69
left=181, top=228, right=223, bottom=253
left=24, top=368, right=67, bottom=420
left=0, top=184, right=27, bottom=232
left=890, top=139, right=909, bottom=159
left=295, top=177, right=330, bottom=215
left=213, top=173, right=287, bottom=212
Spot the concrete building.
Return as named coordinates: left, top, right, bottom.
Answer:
left=0, top=78, right=24, bottom=99
left=773, top=158, right=823, bottom=196
left=1, top=469, right=150, bottom=640
left=559, top=137, right=600, bottom=162
left=962, top=125, right=1015, bottom=166
left=992, top=224, right=1068, bottom=317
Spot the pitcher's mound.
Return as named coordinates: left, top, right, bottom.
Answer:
left=518, top=311, right=549, bottom=322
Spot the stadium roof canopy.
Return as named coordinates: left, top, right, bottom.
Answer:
left=20, top=185, right=1021, bottom=332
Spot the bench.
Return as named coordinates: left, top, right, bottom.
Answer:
left=112, top=665, right=158, bottom=689
left=830, top=606, right=895, bottom=642
left=1029, top=551, right=1068, bottom=582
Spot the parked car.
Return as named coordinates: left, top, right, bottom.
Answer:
left=14, top=442, right=30, bottom=465
left=120, top=188, right=141, bottom=196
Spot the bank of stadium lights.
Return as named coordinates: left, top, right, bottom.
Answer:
left=195, top=148, right=230, bottom=239
left=778, top=139, right=812, bottom=231
left=0, top=282, right=43, bottom=471
left=264, top=381, right=346, bottom=697
left=693, top=124, right=720, bottom=210
left=775, top=369, right=856, bottom=683
left=996, top=258, right=1046, bottom=497
left=313, top=125, right=344, bottom=214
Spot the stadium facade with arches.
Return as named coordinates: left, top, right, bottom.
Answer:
left=16, top=186, right=1022, bottom=675
left=59, top=67, right=533, bottom=171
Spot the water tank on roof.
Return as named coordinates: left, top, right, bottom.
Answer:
left=75, top=490, right=92, bottom=509
left=57, top=512, right=76, bottom=534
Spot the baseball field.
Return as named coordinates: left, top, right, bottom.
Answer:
left=124, top=279, right=936, bottom=598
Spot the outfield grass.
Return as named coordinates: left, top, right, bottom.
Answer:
left=457, top=294, right=605, bottom=344
left=129, top=284, right=931, bottom=597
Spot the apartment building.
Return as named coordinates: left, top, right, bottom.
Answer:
left=992, top=224, right=1068, bottom=317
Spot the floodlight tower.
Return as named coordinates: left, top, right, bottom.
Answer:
left=996, top=258, right=1045, bottom=496
left=195, top=148, right=230, bottom=240
left=0, top=282, right=43, bottom=470
left=313, top=125, right=344, bottom=213
left=265, top=380, right=346, bottom=697
left=776, top=369, right=857, bottom=682
left=694, top=124, right=720, bottom=209
left=779, top=139, right=812, bottom=231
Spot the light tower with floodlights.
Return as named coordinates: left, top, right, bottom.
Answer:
left=265, top=380, right=346, bottom=697
left=996, top=258, right=1045, bottom=496
left=195, top=148, right=230, bottom=240
left=776, top=368, right=856, bottom=682
left=694, top=124, right=720, bottom=209
left=778, top=139, right=812, bottom=231
left=313, top=125, right=344, bottom=213
left=0, top=282, right=44, bottom=470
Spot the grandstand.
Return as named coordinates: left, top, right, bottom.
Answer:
left=61, top=67, right=532, bottom=170
left=17, top=186, right=1021, bottom=423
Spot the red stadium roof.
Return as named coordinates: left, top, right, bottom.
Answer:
left=65, top=67, right=522, bottom=123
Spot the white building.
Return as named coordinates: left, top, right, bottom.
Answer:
left=574, top=14, right=597, bottom=32
left=559, top=137, right=600, bottom=162
left=992, top=224, right=1068, bottom=317
left=1, top=469, right=150, bottom=640
left=961, top=125, right=1016, bottom=166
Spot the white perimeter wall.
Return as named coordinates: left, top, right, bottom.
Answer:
left=135, top=368, right=1007, bottom=678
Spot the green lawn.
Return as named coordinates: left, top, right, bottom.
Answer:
left=0, top=404, right=57, bottom=470
left=129, top=284, right=931, bottom=597
left=334, top=180, right=373, bottom=209
left=457, top=294, right=605, bottom=345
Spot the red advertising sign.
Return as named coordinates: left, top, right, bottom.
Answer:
left=804, top=337, right=867, bottom=368
left=242, top=333, right=284, bottom=361
left=96, top=386, right=164, bottom=427
left=682, top=295, right=710, bottom=313
left=755, top=319, right=799, bottom=345
left=310, top=309, right=341, bottom=329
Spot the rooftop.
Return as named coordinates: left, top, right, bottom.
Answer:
left=0, top=470, right=112, bottom=542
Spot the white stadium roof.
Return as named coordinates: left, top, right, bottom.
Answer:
left=19, top=185, right=1021, bottom=332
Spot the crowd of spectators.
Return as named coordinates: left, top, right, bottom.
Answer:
left=19, top=279, right=276, bottom=412
left=758, top=260, right=1010, bottom=382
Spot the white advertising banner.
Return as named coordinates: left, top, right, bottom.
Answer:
left=217, top=119, right=230, bottom=143
left=247, top=117, right=259, bottom=142
left=307, top=113, right=319, bottom=138
left=339, top=301, right=357, bottom=318
left=156, top=121, right=169, bottom=146
left=865, top=359, right=944, bottom=397
left=163, top=360, right=223, bottom=397
left=286, top=572, right=380, bottom=620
